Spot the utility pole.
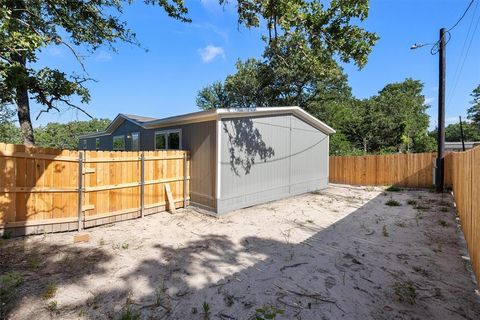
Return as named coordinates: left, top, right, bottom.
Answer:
left=459, top=116, right=466, bottom=151
left=436, top=28, right=446, bottom=193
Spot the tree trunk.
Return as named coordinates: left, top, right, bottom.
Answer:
left=12, top=53, right=35, bottom=146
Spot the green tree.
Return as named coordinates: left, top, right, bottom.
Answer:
left=34, top=118, right=110, bottom=150
left=1, top=0, right=377, bottom=146
left=467, top=84, right=480, bottom=126
left=0, top=106, right=21, bottom=143
left=433, top=122, right=480, bottom=142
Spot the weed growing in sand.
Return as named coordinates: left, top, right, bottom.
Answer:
left=42, top=283, right=57, bottom=300
left=255, top=305, right=284, bottom=319
left=386, top=185, right=402, bottom=192
left=385, top=199, right=401, bottom=206
left=46, top=300, right=58, bottom=313
left=1, top=231, right=12, bottom=240
left=382, top=226, right=389, bottom=237
left=407, top=200, right=417, bottom=206
left=0, top=271, right=23, bottom=310
left=310, top=190, right=323, bottom=195
left=415, top=204, right=430, bottom=211
left=26, top=255, right=42, bottom=269
left=415, top=211, right=424, bottom=226
left=393, top=280, right=417, bottom=304
left=440, top=207, right=450, bottom=212
left=121, top=242, right=129, bottom=250
left=438, top=219, right=448, bottom=227
left=438, top=200, right=450, bottom=207
left=120, top=304, right=139, bottom=320
left=99, top=238, right=106, bottom=246
left=305, top=219, right=314, bottom=224
left=202, top=301, right=210, bottom=319
left=395, top=221, right=406, bottom=228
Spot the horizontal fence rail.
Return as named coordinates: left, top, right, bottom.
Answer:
left=0, top=143, right=190, bottom=236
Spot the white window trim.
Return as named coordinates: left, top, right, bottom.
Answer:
left=113, top=135, right=125, bottom=151
left=154, top=129, right=182, bottom=150
left=131, top=132, right=140, bottom=151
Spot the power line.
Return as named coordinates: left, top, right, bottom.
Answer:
left=447, top=0, right=479, bottom=105
left=448, top=4, right=480, bottom=103
left=447, top=0, right=476, bottom=32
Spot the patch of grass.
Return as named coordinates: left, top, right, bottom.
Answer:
left=415, top=204, right=430, bottom=211
left=0, top=271, right=23, bottom=308
left=395, top=221, right=406, bottom=228
left=393, top=280, right=417, bottom=305
left=386, top=185, right=402, bottom=192
left=438, top=200, right=451, bottom=207
left=407, top=200, right=417, bottom=206
left=26, top=255, right=42, bottom=269
left=120, top=304, right=139, bottom=320
left=1, top=231, right=12, bottom=240
left=202, top=301, right=210, bottom=319
left=42, top=283, right=57, bottom=300
left=224, top=293, right=235, bottom=307
left=255, top=305, right=285, bottom=320
left=382, top=225, right=389, bottom=237
left=46, top=300, right=58, bottom=313
left=438, top=219, right=448, bottom=227
left=385, top=199, right=401, bottom=206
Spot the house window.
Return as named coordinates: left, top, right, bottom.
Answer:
left=82, top=139, right=87, bottom=150
left=155, top=129, right=182, bottom=150
left=131, top=132, right=140, bottom=151
left=95, top=138, right=100, bottom=151
left=113, top=135, right=125, bottom=150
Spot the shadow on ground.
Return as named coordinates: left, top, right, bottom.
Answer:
left=1, top=185, right=479, bottom=320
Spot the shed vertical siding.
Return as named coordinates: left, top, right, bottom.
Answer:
left=217, top=114, right=329, bottom=214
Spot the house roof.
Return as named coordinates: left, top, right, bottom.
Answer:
left=79, top=107, right=336, bottom=139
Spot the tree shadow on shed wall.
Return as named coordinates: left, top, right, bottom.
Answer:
left=222, top=120, right=275, bottom=176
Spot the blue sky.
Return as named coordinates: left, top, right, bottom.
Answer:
left=32, top=0, right=480, bottom=130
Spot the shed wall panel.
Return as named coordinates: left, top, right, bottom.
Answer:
left=218, top=114, right=329, bottom=214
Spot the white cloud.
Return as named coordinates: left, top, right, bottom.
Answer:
left=48, top=46, right=63, bottom=56
left=198, top=45, right=225, bottom=63
left=425, top=97, right=435, bottom=105
left=94, top=50, right=112, bottom=62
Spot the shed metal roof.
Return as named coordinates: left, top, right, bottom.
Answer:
left=79, top=107, right=336, bottom=139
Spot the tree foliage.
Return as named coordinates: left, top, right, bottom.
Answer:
left=467, top=84, right=480, bottom=126
left=1, top=0, right=377, bottom=146
left=0, top=117, right=110, bottom=150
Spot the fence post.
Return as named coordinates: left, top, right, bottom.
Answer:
left=140, top=151, right=145, bottom=218
left=77, top=151, right=84, bottom=232
left=183, top=152, right=187, bottom=208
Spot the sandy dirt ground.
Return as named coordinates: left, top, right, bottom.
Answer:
left=1, top=184, right=480, bottom=320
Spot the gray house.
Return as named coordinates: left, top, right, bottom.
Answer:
left=79, top=107, right=335, bottom=214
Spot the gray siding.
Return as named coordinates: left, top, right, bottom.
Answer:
left=217, top=114, right=329, bottom=214
left=79, top=119, right=216, bottom=210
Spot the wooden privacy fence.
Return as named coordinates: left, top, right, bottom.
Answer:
left=0, top=143, right=190, bottom=236
left=329, top=152, right=454, bottom=188
left=449, top=147, right=480, bottom=285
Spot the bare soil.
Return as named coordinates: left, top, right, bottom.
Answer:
left=1, top=184, right=479, bottom=320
